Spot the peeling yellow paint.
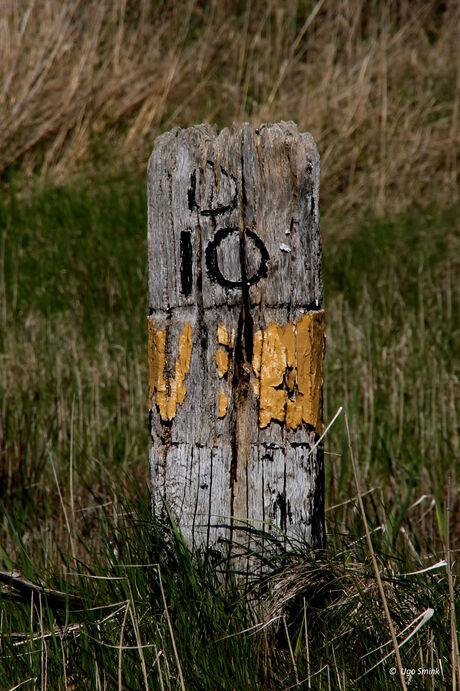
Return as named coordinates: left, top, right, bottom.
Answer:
left=216, top=324, right=233, bottom=416
left=148, top=313, right=323, bottom=428
left=216, top=348, right=229, bottom=378
left=148, top=320, right=193, bottom=421
left=252, top=311, right=325, bottom=431
left=217, top=324, right=234, bottom=347
left=218, top=391, right=228, bottom=418
left=217, top=324, right=230, bottom=345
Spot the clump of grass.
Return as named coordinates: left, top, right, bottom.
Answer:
left=1, top=1, right=458, bottom=215
left=0, top=486, right=457, bottom=689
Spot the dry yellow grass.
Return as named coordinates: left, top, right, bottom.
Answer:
left=0, top=309, right=147, bottom=565
left=1, top=0, right=458, bottom=215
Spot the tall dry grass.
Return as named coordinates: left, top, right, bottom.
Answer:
left=0, top=311, right=148, bottom=572
left=0, top=0, right=458, bottom=215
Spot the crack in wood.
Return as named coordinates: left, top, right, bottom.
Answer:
left=179, top=230, right=193, bottom=296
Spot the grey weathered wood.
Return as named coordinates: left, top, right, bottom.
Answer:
left=147, top=121, right=325, bottom=553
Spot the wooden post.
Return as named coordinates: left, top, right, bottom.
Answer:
left=147, top=122, right=325, bottom=552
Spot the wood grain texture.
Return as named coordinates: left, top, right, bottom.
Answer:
left=147, top=121, right=325, bottom=553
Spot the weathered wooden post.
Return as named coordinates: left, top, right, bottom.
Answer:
left=147, top=122, right=325, bottom=553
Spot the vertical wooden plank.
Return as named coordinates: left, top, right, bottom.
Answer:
left=147, top=121, right=325, bottom=552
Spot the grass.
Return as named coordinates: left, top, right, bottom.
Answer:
left=0, top=1, right=458, bottom=216
left=324, top=207, right=459, bottom=505
left=0, top=0, right=459, bottom=687
left=0, top=491, right=456, bottom=690
left=0, top=179, right=148, bottom=565
left=0, top=176, right=458, bottom=688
